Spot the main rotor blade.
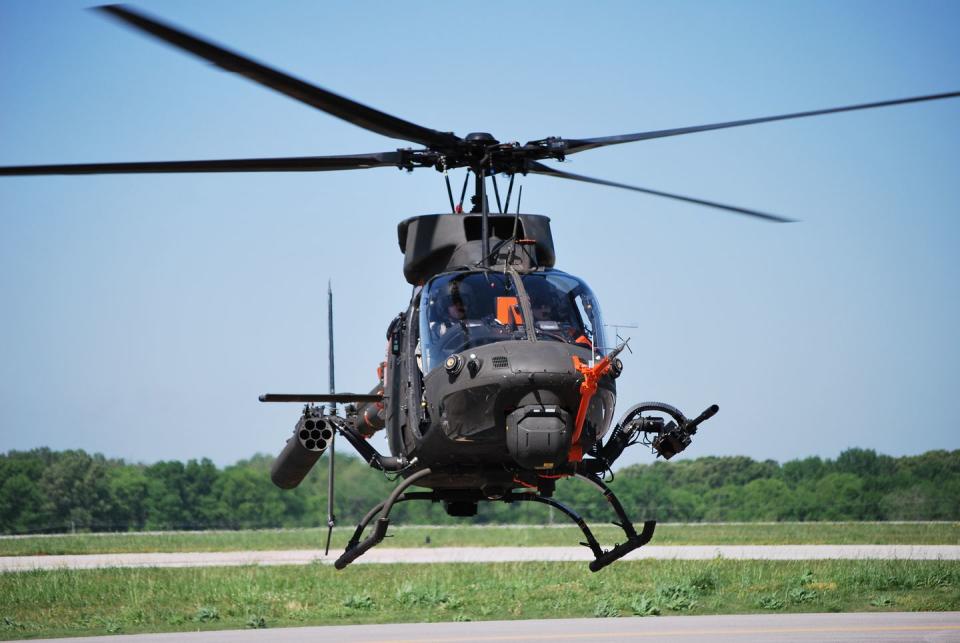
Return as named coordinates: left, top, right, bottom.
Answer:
left=562, top=91, right=960, bottom=154
left=527, top=161, right=793, bottom=223
left=0, top=152, right=403, bottom=176
left=259, top=393, right=382, bottom=404
left=96, top=5, right=462, bottom=149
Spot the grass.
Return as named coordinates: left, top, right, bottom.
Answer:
left=0, top=559, right=957, bottom=639
left=1, top=522, right=956, bottom=556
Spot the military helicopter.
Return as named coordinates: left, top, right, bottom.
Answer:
left=2, top=5, right=958, bottom=572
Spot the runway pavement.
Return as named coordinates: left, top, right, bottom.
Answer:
left=28, top=612, right=960, bottom=642
left=3, top=545, right=959, bottom=571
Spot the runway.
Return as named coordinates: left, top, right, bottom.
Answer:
left=29, top=612, right=960, bottom=642
left=3, top=545, right=959, bottom=571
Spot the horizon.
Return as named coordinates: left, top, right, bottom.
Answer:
left=4, top=443, right=955, bottom=469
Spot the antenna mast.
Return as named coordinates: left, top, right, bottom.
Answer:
left=325, top=280, right=336, bottom=554
left=328, top=281, right=336, bottom=413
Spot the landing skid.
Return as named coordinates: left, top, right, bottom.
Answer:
left=333, top=469, right=655, bottom=572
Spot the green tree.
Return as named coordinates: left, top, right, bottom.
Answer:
left=814, top=473, right=865, bottom=520
left=213, top=466, right=287, bottom=528
left=106, top=466, right=150, bottom=530
left=740, top=478, right=792, bottom=521
left=38, top=450, right=113, bottom=531
left=3, top=447, right=960, bottom=532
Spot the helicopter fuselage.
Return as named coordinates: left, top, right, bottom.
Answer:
left=383, top=313, right=615, bottom=488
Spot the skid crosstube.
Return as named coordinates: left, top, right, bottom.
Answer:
left=333, top=471, right=655, bottom=572
left=333, top=468, right=433, bottom=570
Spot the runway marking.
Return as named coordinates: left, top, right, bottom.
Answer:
left=3, top=544, right=959, bottom=572
left=379, top=624, right=960, bottom=642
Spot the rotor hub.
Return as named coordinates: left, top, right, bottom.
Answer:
left=465, top=132, right=499, bottom=145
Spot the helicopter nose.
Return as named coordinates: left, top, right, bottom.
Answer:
left=502, top=341, right=580, bottom=376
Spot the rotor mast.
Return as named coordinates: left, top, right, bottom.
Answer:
left=465, top=132, right=499, bottom=266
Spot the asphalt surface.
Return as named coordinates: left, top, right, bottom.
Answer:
left=30, top=612, right=960, bottom=642
left=3, top=545, right=959, bottom=571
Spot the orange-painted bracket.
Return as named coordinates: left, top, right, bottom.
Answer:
left=568, top=340, right=629, bottom=462
left=569, top=354, right=614, bottom=462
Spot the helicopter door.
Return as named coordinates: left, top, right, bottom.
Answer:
left=404, top=301, right=427, bottom=450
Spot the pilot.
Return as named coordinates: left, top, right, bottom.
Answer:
left=529, top=289, right=593, bottom=349
left=529, top=292, right=565, bottom=339
left=447, top=291, right=467, bottom=323
left=433, top=281, right=471, bottom=337
left=532, top=298, right=556, bottom=322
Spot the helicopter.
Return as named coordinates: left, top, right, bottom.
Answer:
left=2, top=5, right=958, bottom=572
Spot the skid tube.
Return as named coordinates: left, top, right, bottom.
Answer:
left=334, top=468, right=654, bottom=572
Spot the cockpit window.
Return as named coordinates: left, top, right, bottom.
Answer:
left=419, top=272, right=527, bottom=373
left=418, top=269, right=608, bottom=374
left=521, top=271, right=607, bottom=354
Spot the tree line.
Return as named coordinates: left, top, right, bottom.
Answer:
left=1, top=447, right=957, bottom=534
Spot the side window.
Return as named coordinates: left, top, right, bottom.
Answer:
left=573, top=293, right=596, bottom=348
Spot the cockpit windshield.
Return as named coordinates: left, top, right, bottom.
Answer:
left=520, top=271, right=606, bottom=355
left=418, top=269, right=607, bottom=374
left=419, top=272, right=527, bottom=373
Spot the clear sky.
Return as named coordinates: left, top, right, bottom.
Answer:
left=1, top=0, right=958, bottom=469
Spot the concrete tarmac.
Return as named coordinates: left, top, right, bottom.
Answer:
left=3, top=545, right=959, bottom=571
left=30, top=612, right=960, bottom=642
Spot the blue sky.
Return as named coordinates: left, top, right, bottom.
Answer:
left=1, top=0, right=958, bottom=468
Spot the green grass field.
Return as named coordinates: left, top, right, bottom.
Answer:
left=1, top=522, right=957, bottom=556
left=1, top=559, right=958, bottom=640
